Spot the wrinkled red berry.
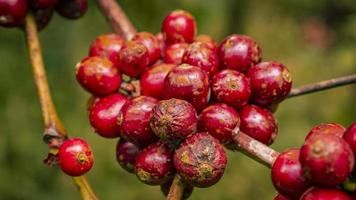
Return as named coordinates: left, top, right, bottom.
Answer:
left=118, top=41, right=150, bottom=77
left=198, top=103, right=240, bottom=144
left=75, top=57, right=121, bottom=96
left=271, top=148, right=311, bottom=199
left=195, top=34, right=218, bottom=50
left=116, top=138, right=140, bottom=173
left=300, top=187, right=352, bottom=200
left=247, top=61, right=292, bottom=107
left=212, top=69, right=251, bottom=109
left=305, top=122, right=346, bottom=141
left=162, top=10, right=196, bottom=45
left=0, top=0, right=27, bottom=27
left=174, top=132, right=227, bottom=187
left=30, top=0, right=57, bottom=9
left=162, top=64, right=210, bottom=111
left=89, top=33, right=125, bottom=69
left=150, top=98, right=198, bottom=141
left=164, top=43, right=188, bottom=64
left=58, top=138, right=94, bottom=177
left=118, top=96, right=159, bottom=146
left=89, top=93, right=127, bottom=138
left=55, top=0, right=87, bottom=19
left=160, top=178, right=194, bottom=199
left=132, top=32, right=161, bottom=65
left=135, top=142, right=174, bottom=185
left=218, top=34, right=262, bottom=72
left=140, top=63, right=176, bottom=99
left=33, top=7, right=54, bottom=30
left=343, top=123, right=356, bottom=174
left=300, top=134, right=354, bottom=186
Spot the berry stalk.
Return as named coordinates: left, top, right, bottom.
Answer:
left=167, top=174, right=186, bottom=200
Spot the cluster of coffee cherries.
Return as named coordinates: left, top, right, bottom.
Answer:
left=74, top=9, right=293, bottom=198
left=0, top=0, right=87, bottom=29
left=272, top=123, right=356, bottom=200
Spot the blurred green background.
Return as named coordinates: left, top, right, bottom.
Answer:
left=0, top=0, right=355, bottom=199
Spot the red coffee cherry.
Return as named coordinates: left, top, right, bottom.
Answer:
left=239, top=104, right=278, bottom=145
left=342, top=123, right=356, bottom=174
left=271, top=148, right=311, bottom=199
left=55, top=0, right=87, bottom=19
left=58, top=138, right=94, bottom=177
left=160, top=178, right=194, bottom=200
left=218, top=34, right=262, bottom=72
left=300, top=187, right=352, bottom=200
left=162, top=10, right=196, bottom=45
left=182, top=42, right=219, bottom=77
left=118, top=96, right=159, bottom=146
left=164, top=43, right=188, bottom=64
left=247, top=61, right=292, bottom=107
left=116, top=139, right=140, bottom=173
left=89, top=33, right=125, bottom=69
left=132, top=32, right=161, bottom=65
left=140, top=63, right=176, bottom=99
left=75, top=56, right=121, bottom=96
left=118, top=41, right=150, bottom=77
left=305, top=122, right=346, bottom=141
left=174, top=132, right=227, bottom=187
left=150, top=98, right=198, bottom=141
left=33, top=7, right=54, bottom=31
left=0, top=0, right=27, bottom=27
left=195, top=34, right=218, bottom=50
left=212, top=69, right=251, bottom=109
left=86, top=96, right=100, bottom=112
left=300, top=134, right=354, bottom=186
left=135, top=142, right=174, bottom=185
left=274, top=193, right=292, bottom=200
left=30, top=0, right=57, bottom=9
left=162, top=64, right=210, bottom=111
left=89, top=93, right=127, bottom=138
left=198, top=103, right=240, bottom=144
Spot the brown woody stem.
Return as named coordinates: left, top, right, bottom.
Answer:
left=24, top=14, right=98, bottom=200
left=167, top=174, right=185, bottom=200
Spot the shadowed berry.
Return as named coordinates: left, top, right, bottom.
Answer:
left=118, top=41, right=150, bottom=77
left=0, top=0, right=28, bottom=27
left=343, top=123, right=356, bottom=175
left=305, top=122, right=346, bottom=141
left=132, top=32, right=161, bottom=65
left=116, top=139, right=140, bottom=173
left=162, top=10, right=196, bottom=44
left=300, top=187, right=352, bottom=200
left=160, top=178, right=194, bottom=199
left=33, top=7, right=54, bottom=30
left=274, top=193, right=292, bottom=200
left=195, top=34, right=218, bottom=50
left=164, top=43, right=188, bottom=64
left=30, top=0, right=57, bottom=9
left=55, top=0, right=87, bottom=19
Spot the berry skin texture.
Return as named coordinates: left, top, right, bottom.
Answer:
left=239, top=104, right=278, bottom=145
left=198, top=103, right=240, bottom=144
left=174, top=132, right=227, bottom=188
left=132, top=32, right=161, bottom=65
left=89, top=34, right=125, bottom=69
left=160, top=178, right=194, bottom=200
left=118, top=96, right=159, bottom=147
left=218, top=34, right=262, bottom=72
left=305, top=122, right=346, bottom=141
left=162, top=64, right=210, bottom=112
left=118, top=41, right=150, bottom=77
left=55, top=0, right=87, bottom=19
left=116, top=139, right=140, bottom=173
left=342, top=123, right=356, bottom=174
left=75, top=57, right=121, bottom=96
left=0, top=0, right=28, bottom=27
left=164, top=43, right=189, bottom=64
left=89, top=93, right=127, bottom=138
left=135, top=142, right=174, bottom=185
left=140, top=63, right=176, bottom=99
left=58, top=138, right=94, bottom=177
left=195, top=34, right=218, bottom=50
left=150, top=98, right=198, bottom=141
left=271, top=148, right=311, bottom=199
left=162, top=10, right=196, bottom=45
left=30, top=0, right=57, bottom=9
left=212, top=69, right=251, bottom=109
left=300, top=187, right=352, bottom=200
left=300, top=134, right=354, bottom=187
left=247, top=61, right=292, bottom=107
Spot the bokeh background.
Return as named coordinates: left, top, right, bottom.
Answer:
left=0, top=0, right=355, bottom=199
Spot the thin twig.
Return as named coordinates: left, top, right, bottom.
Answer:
left=167, top=174, right=185, bottom=200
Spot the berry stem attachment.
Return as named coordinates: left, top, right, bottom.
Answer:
left=167, top=174, right=185, bottom=200
left=24, top=14, right=98, bottom=200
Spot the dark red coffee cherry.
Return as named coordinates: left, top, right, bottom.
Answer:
left=140, top=63, right=176, bottom=99
left=55, top=0, right=87, bottom=19
left=160, top=178, right=194, bottom=200
left=218, top=34, right=262, bottom=72
left=195, top=34, right=218, bottom=50
left=162, top=10, right=196, bottom=45
left=343, top=123, right=356, bottom=174
left=271, top=148, right=311, bottom=199
left=118, top=96, right=159, bottom=146
left=300, top=134, right=354, bottom=186
left=164, top=43, right=188, bottom=64
left=33, top=7, right=54, bottom=30
left=247, top=61, right=292, bottom=107
left=174, top=132, right=227, bottom=187
left=198, top=103, right=240, bottom=144
left=135, top=142, right=174, bottom=185
left=0, top=0, right=27, bottom=27
left=212, top=69, right=251, bottom=109
left=239, top=104, right=278, bottom=145
left=75, top=56, right=121, bottom=96
left=116, top=138, right=140, bottom=173
left=118, top=41, right=150, bottom=77
left=89, top=93, right=127, bottom=138
left=30, top=0, right=57, bottom=9
left=132, top=32, right=161, bottom=65
left=89, top=33, right=125, bottom=69
left=300, top=187, right=352, bottom=200
left=162, top=64, right=210, bottom=111
left=150, top=98, right=198, bottom=141
left=305, top=122, right=346, bottom=141
left=182, top=42, right=219, bottom=77
left=274, top=193, right=292, bottom=200
left=58, top=138, right=94, bottom=177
